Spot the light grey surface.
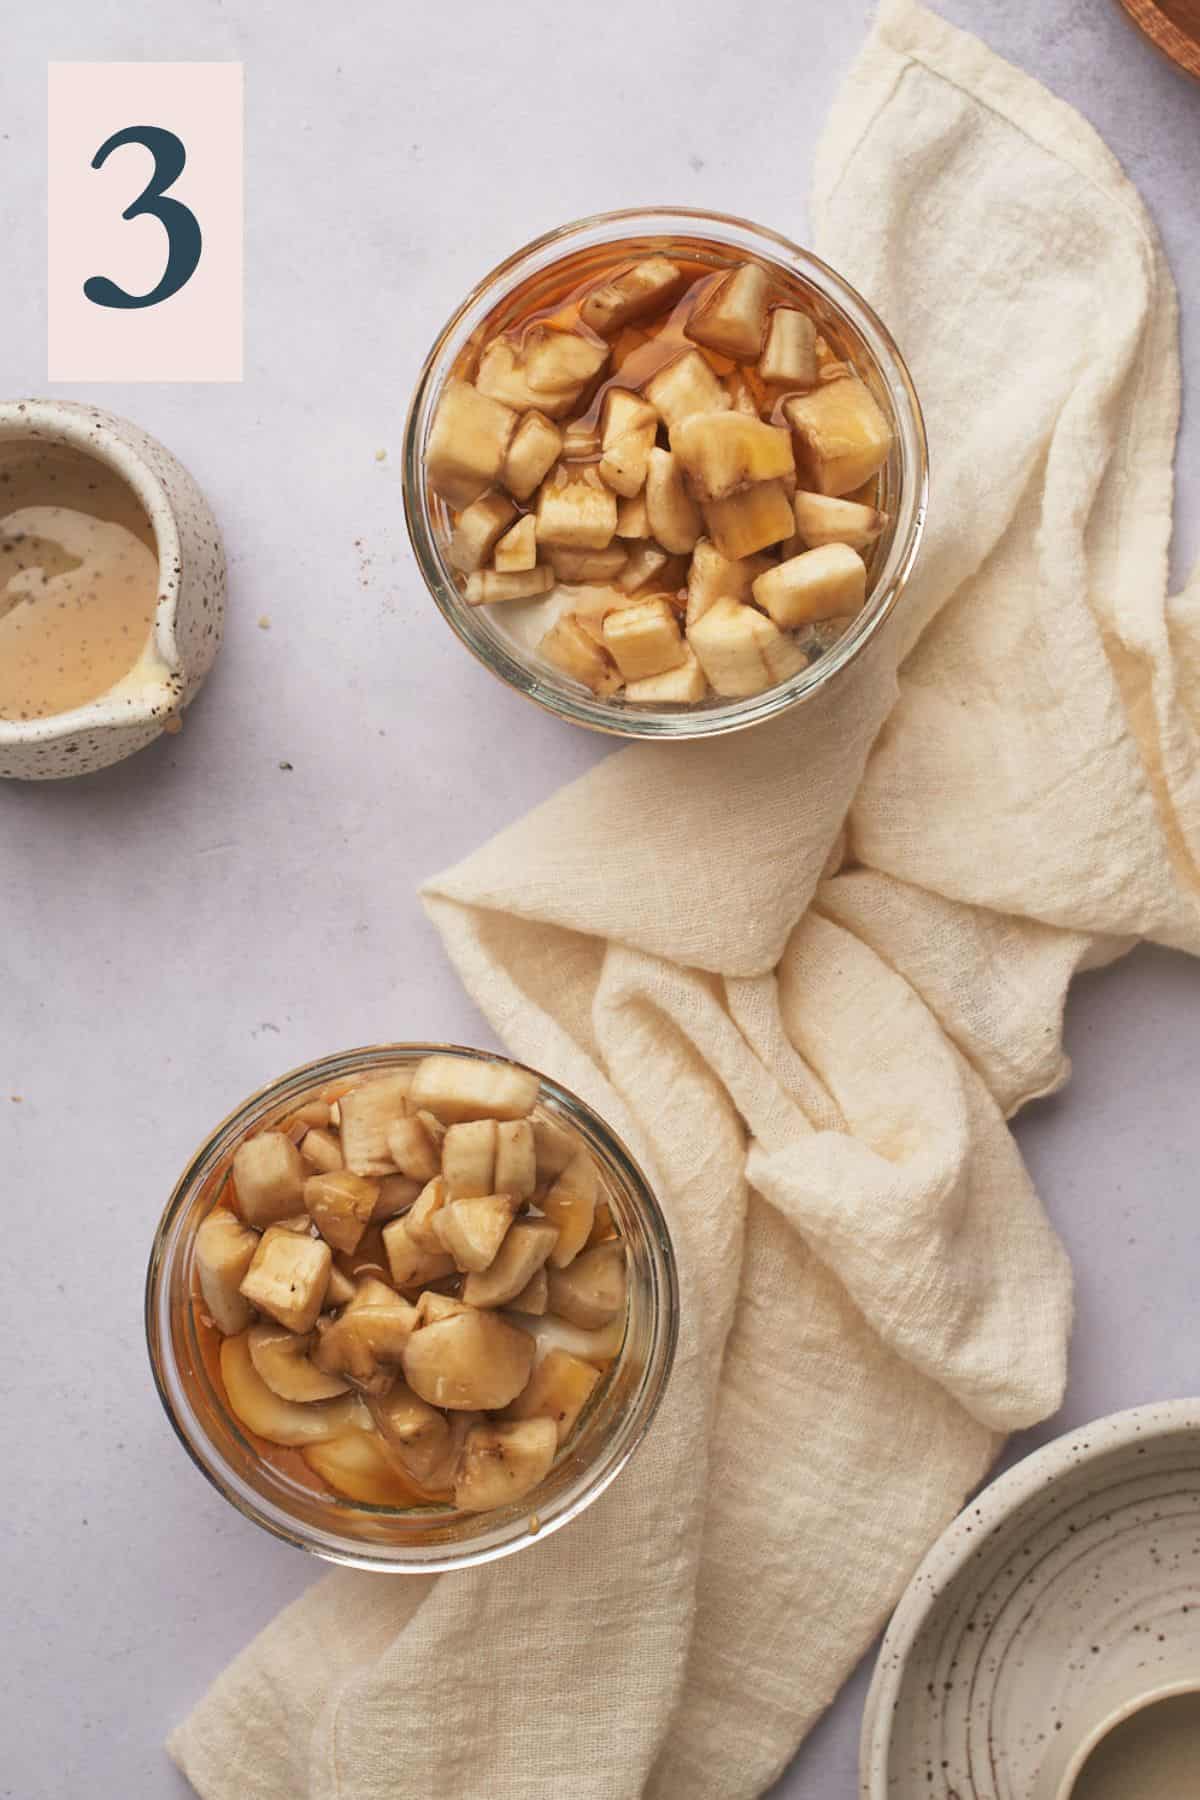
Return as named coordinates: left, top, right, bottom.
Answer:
left=0, top=3, right=1196, bottom=1797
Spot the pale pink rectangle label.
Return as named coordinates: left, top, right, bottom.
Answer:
left=48, top=63, right=243, bottom=382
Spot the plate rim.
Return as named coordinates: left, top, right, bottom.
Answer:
left=859, top=1396, right=1200, bottom=1796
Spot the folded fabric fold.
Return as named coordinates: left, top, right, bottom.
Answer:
left=170, top=4, right=1199, bottom=1796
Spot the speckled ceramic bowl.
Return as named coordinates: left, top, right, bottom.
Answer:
left=0, top=399, right=226, bottom=780
left=862, top=1400, right=1200, bottom=1798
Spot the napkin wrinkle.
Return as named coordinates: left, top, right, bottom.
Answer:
left=170, top=6, right=1196, bottom=1798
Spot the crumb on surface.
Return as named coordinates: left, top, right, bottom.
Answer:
left=375, top=448, right=387, bottom=463
left=163, top=715, right=183, bottom=736
left=10, top=1095, right=23, bottom=1103
left=258, top=614, right=272, bottom=631
left=278, top=760, right=294, bottom=771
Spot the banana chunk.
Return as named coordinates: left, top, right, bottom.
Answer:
left=508, top=1265, right=549, bottom=1316
left=759, top=307, right=818, bottom=387
left=195, top=1208, right=261, bottom=1335
left=644, top=349, right=731, bottom=428
left=501, top=1347, right=601, bottom=1446
left=232, top=1130, right=306, bottom=1230
left=616, top=543, right=672, bottom=595
left=433, top=1193, right=522, bottom=1273
left=702, top=479, right=795, bottom=560
left=370, top=1382, right=457, bottom=1488
left=494, top=1119, right=537, bottom=1200
left=300, top=1127, right=343, bottom=1174
left=220, top=1332, right=366, bottom=1446
left=239, top=1225, right=332, bottom=1334
left=549, top=545, right=629, bottom=583
left=542, top=1149, right=597, bottom=1268
left=462, top=1219, right=559, bottom=1308
left=385, top=1111, right=444, bottom=1184
left=427, top=379, right=517, bottom=508
left=447, top=491, right=518, bottom=574
left=402, top=1309, right=535, bottom=1411
left=477, top=328, right=607, bottom=419
left=441, top=1118, right=498, bottom=1199
left=248, top=1323, right=350, bottom=1402
left=546, top=1242, right=627, bottom=1329
left=790, top=490, right=887, bottom=551
left=493, top=514, right=537, bottom=573
left=410, top=1054, right=539, bottom=1125
left=535, top=465, right=618, bottom=550
left=454, top=1417, right=558, bottom=1512
left=501, top=410, right=563, bottom=501
left=752, top=543, right=866, bottom=629
left=625, top=644, right=707, bottom=703
left=685, top=262, right=770, bottom=362
left=601, top=595, right=687, bottom=682
left=304, top=1169, right=379, bottom=1255
left=645, top=448, right=702, bottom=555
left=783, top=377, right=893, bottom=497
left=670, top=412, right=794, bottom=502
left=313, top=1277, right=418, bottom=1389
left=465, top=566, right=554, bottom=605
left=540, top=614, right=622, bottom=695
left=688, top=597, right=808, bottom=697
left=381, top=1215, right=456, bottom=1289
left=338, top=1073, right=413, bottom=1177
left=580, top=255, right=686, bottom=334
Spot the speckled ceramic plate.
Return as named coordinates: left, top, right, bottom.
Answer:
left=861, top=1400, right=1200, bottom=1798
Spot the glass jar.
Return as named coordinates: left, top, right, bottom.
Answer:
left=403, top=205, right=928, bottom=740
left=145, top=1044, right=678, bottom=1572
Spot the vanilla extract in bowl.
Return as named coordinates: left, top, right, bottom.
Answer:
left=0, top=441, right=161, bottom=722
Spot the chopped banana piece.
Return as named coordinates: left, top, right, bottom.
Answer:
left=293, top=1099, right=332, bottom=1129
left=685, top=262, right=770, bottom=362
left=688, top=597, right=808, bottom=697
left=303, top=1429, right=424, bottom=1506
left=790, top=490, right=886, bottom=551
left=492, top=513, right=537, bottom=574
left=300, top=1127, right=343, bottom=1174
left=313, top=1278, right=418, bottom=1387
left=625, top=644, right=707, bottom=702
left=404, top=1176, right=450, bottom=1249
left=370, top=1382, right=456, bottom=1488
left=248, top=1323, right=351, bottom=1402
left=644, top=448, right=702, bottom=555
left=725, top=369, right=762, bottom=416
left=601, top=595, right=687, bottom=682
left=783, top=377, right=893, bottom=496
left=644, top=349, right=731, bottom=428
left=441, top=1118, right=498, bottom=1199
left=597, top=423, right=657, bottom=498
left=587, top=1200, right=618, bottom=1247
left=615, top=493, right=650, bottom=538
left=616, top=542, right=672, bottom=594
left=702, top=478, right=795, bottom=560
left=326, top=1266, right=357, bottom=1308
left=521, top=1310, right=625, bottom=1368
left=381, top=1215, right=456, bottom=1288
left=195, top=1208, right=260, bottom=1336
left=601, top=388, right=658, bottom=447
left=546, top=1242, right=627, bottom=1329
left=433, top=1192, right=521, bottom=1272
left=580, top=255, right=686, bottom=334
left=562, top=417, right=601, bottom=460
left=501, top=1347, right=601, bottom=1445
left=508, top=1265, right=549, bottom=1316
left=501, top=410, right=563, bottom=501
left=539, top=614, right=622, bottom=695
left=454, top=1417, right=557, bottom=1512
left=533, top=1117, right=578, bottom=1182
left=670, top=412, right=794, bottom=502
left=304, top=1170, right=380, bottom=1255
left=220, top=1332, right=366, bottom=1446
left=272, top=1214, right=315, bottom=1235
left=415, top=1290, right=470, bottom=1328
left=410, top=1055, right=539, bottom=1125
left=447, top=491, right=518, bottom=574
left=535, top=465, right=618, bottom=550
left=542, top=1150, right=597, bottom=1268
left=752, top=543, right=866, bottom=629
left=402, top=1309, right=535, bottom=1411
left=370, top=1174, right=422, bottom=1224
left=462, top=1219, right=559, bottom=1308
left=338, top=1073, right=412, bottom=1177
left=232, top=1130, right=306, bottom=1229
left=385, top=1112, right=444, bottom=1184
left=464, top=566, right=554, bottom=605
left=549, top=545, right=628, bottom=583
left=759, top=307, right=818, bottom=387
left=523, top=327, right=609, bottom=399
left=685, top=537, right=759, bottom=626
left=494, top=1119, right=537, bottom=1200
left=427, top=379, right=518, bottom=508
left=475, top=341, right=571, bottom=419
left=239, top=1225, right=333, bottom=1334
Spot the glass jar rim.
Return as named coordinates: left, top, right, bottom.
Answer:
left=403, top=205, right=928, bottom=740
left=145, top=1042, right=679, bottom=1572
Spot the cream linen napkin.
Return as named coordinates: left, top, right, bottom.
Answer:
left=170, top=3, right=1200, bottom=1795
